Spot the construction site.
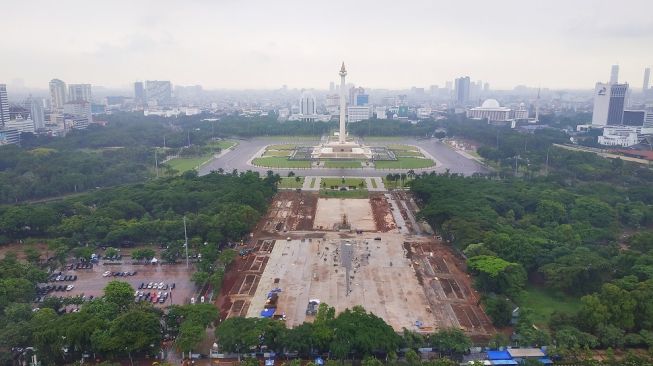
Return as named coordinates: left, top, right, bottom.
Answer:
left=215, top=190, right=494, bottom=339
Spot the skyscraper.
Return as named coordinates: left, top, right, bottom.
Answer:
left=24, top=96, right=45, bottom=130
left=591, top=82, right=628, bottom=126
left=299, top=91, right=316, bottom=117
left=610, top=65, right=619, bottom=84
left=134, top=82, right=145, bottom=104
left=145, top=80, right=172, bottom=105
left=643, top=68, right=650, bottom=92
left=0, top=84, right=9, bottom=128
left=455, top=76, right=471, bottom=105
left=68, top=84, right=92, bottom=102
left=49, top=79, right=67, bottom=111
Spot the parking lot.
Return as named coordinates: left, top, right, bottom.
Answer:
left=35, top=256, right=196, bottom=309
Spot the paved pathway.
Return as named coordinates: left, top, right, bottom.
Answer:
left=366, top=177, right=386, bottom=191
left=301, top=176, right=321, bottom=191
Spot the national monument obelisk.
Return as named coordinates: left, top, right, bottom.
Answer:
left=339, top=62, right=347, bottom=143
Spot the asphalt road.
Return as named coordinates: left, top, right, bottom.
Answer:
left=198, top=137, right=488, bottom=177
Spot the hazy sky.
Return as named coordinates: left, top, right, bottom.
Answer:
left=2, top=0, right=652, bottom=90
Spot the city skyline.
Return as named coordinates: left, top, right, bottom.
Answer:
left=1, top=0, right=652, bottom=90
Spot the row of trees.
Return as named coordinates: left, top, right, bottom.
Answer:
left=0, top=170, right=277, bottom=246
left=215, top=304, right=472, bottom=362
left=409, top=119, right=653, bottom=352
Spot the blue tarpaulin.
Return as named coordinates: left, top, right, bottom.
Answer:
left=487, top=351, right=511, bottom=360
left=315, top=357, right=324, bottom=365
left=490, top=361, right=518, bottom=365
left=539, top=358, right=553, bottom=364
left=265, top=360, right=274, bottom=366
left=260, top=308, right=275, bottom=318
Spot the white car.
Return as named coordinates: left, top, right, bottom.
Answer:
left=66, top=285, right=74, bottom=291
left=134, top=290, right=139, bottom=297
left=147, top=282, right=153, bottom=289
left=157, top=282, right=164, bottom=289
left=102, top=271, right=111, bottom=277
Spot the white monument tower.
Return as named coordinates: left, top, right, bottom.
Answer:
left=339, top=62, right=347, bottom=143
left=310, top=62, right=373, bottom=160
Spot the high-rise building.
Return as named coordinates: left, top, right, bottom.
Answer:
left=134, top=82, right=145, bottom=104
left=145, top=80, right=172, bottom=105
left=643, top=68, right=650, bottom=92
left=64, top=100, right=92, bottom=128
left=0, top=84, right=9, bottom=128
left=68, top=84, right=92, bottom=102
left=591, top=82, right=629, bottom=126
left=349, top=86, right=365, bottom=106
left=49, top=79, right=67, bottom=111
left=455, top=76, right=471, bottom=105
left=24, top=96, right=45, bottom=130
left=610, top=65, right=619, bottom=84
left=299, top=91, right=316, bottom=117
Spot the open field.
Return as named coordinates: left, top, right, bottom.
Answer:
left=518, top=286, right=581, bottom=327
left=215, top=191, right=494, bottom=338
left=252, top=157, right=311, bottom=168
left=279, top=177, right=304, bottom=189
left=167, top=154, right=214, bottom=172
left=324, top=161, right=362, bottom=169
left=313, top=198, right=375, bottom=231
left=375, top=157, right=435, bottom=169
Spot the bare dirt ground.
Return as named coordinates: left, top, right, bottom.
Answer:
left=370, top=193, right=397, bottom=232
left=313, top=198, right=376, bottom=231
left=406, top=241, right=495, bottom=338
left=215, top=191, right=493, bottom=339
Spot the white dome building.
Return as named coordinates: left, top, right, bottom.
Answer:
left=467, top=99, right=513, bottom=122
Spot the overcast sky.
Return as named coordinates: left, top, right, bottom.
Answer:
left=1, top=0, right=652, bottom=90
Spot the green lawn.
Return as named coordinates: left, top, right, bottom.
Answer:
left=208, top=140, right=236, bottom=150
left=395, top=150, right=424, bottom=157
left=375, top=157, right=434, bottom=169
left=278, top=177, right=304, bottom=189
left=360, top=137, right=403, bottom=142
left=320, top=189, right=369, bottom=199
left=517, top=286, right=581, bottom=327
left=309, top=177, right=316, bottom=189
left=370, top=178, right=377, bottom=189
left=267, top=144, right=297, bottom=150
left=262, top=150, right=291, bottom=157
left=251, top=157, right=311, bottom=168
left=388, top=144, right=419, bottom=151
left=321, top=178, right=366, bottom=188
left=167, top=154, right=214, bottom=173
left=382, top=177, right=414, bottom=189
left=324, top=161, right=362, bottom=169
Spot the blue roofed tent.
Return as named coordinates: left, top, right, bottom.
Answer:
left=490, top=360, right=518, bottom=365
left=487, top=351, right=511, bottom=360
left=265, top=360, right=274, bottom=366
left=260, top=308, right=275, bottom=318
left=315, top=357, right=324, bottom=365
